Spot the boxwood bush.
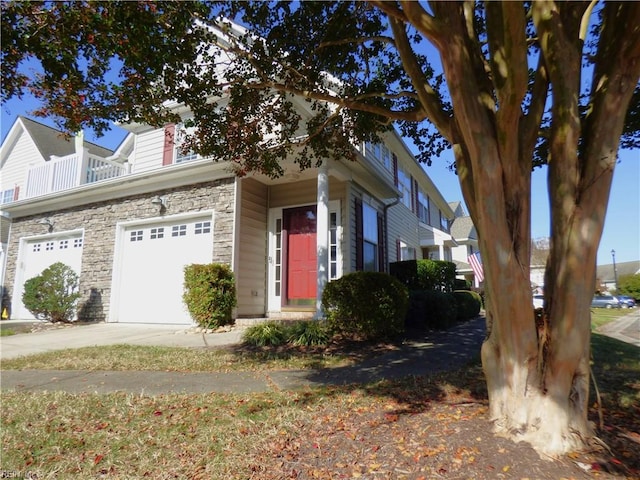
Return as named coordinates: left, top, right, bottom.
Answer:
left=22, top=262, right=81, bottom=323
left=453, top=290, right=482, bottom=320
left=321, top=271, right=408, bottom=340
left=183, top=263, right=236, bottom=329
left=408, top=290, right=457, bottom=330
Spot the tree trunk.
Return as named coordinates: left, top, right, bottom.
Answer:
left=431, top=0, right=640, bottom=456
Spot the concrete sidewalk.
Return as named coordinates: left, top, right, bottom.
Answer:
left=595, top=308, right=640, bottom=347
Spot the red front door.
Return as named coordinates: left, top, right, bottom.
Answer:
left=284, top=206, right=316, bottom=305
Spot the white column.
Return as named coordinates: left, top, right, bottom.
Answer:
left=315, top=163, right=329, bottom=320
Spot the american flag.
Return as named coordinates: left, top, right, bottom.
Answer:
left=468, top=251, right=484, bottom=283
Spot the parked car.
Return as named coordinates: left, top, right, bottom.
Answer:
left=616, top=295, right=637, bottom=308
left=591, top=295, right=621, bottom=309
left=532, top=295, right=544, bottom=309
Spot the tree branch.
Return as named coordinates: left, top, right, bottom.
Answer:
left=387, top=16, right=453, bottom=141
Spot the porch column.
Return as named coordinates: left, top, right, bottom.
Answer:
left=315, top=163, right=329, bottom=320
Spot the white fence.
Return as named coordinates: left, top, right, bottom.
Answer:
left=25, top=153, right=128, bottom=199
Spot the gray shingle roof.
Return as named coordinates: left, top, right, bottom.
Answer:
left=450, top=215, right=476, bottom=240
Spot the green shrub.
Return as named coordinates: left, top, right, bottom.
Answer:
left=453, top=290, right=482, bottom=320
left=416, top=259, right=457, bottom=292
left=22, top=262, right=81, bottom=323
left=242, top=321, right=289, bottom=346
left=322, top=272, right=408, bottom=340
left=454, top=278, right=471, bottom=290
left=389, top=260, right=418, bottom=289
left=183, top=264, right=237, bottom=329
left=408, top=290, right=457, bottom=330
left=287, top=320, right=331, bottom=346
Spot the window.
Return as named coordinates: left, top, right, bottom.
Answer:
left=330, top=212, right=339, bottom=280
left=194, top=221, right=211, bottom=234
left=32, top=243, right=41, bottom=252
left=274, top=218, right=282, bottom=297
left=172, top=224, right=187, bottom=237
left=397, top=163, right=413, bottom=209
left=363, top=203, right=379, bottom=272
left=174, top=123, right=199, bottom=164
left=130, top=230, right=143, bottom=242
left=364, top=142, right=392, bottom=171
left=150, top=227, right=164, bottom=240
left=439, top=211, right=449, bottom=232
left=59, top=240, right=69, bottom=249
left=399, top=241, right=416, bottom=261
left=45, top=242, right=55, bottom=251
left=1, top=189, right=14, bottom=205
left=73, top=238, right=83, bottom=248
left=417, top=189, right=430, bottom=224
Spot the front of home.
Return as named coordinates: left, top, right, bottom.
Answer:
left=0, top=112, right=462, bottom=325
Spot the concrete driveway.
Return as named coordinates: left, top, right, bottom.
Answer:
left=0, top=321, right=244, bottom=361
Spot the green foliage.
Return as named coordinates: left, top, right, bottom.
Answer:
left=408, top=290, right=458, bottom=330
left=321, top=272, right=408, bottom=340
left=242, top=321, right=289, bottom=347
left=183, top=264, right=237, bottom=329
left=454, top=278, right=471, bottom=290
left=287, top=320, right=331, bottom=347
left=22, top=262, right=81, bottom=323
left=389, top=260, right=418, bottom=289
left=452, top=290, right=482, bottom=320
left=416, top=259, right=457, bottom=293
left=618, top=274, right=640, bottom=299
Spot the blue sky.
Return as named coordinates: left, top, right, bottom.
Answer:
left=2, top=89, right=638, bottom=265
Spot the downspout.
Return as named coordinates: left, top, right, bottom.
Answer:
left=383, top=196, right=401, bottom=273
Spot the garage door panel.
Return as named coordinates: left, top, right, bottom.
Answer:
left=116, top=217, right=213, bottom=324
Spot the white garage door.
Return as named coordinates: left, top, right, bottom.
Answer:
left=13, top=232, right=84, bottom=320
left=115, top=216, right=214, bottom=324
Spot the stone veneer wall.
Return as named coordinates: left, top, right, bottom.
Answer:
left=4, top=178, right=236, bottom=322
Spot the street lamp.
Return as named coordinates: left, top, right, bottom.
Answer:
left=611, top=249, right=618, bottom=292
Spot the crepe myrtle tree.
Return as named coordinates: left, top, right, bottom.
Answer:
left=3, top=1, right=639, bottom=455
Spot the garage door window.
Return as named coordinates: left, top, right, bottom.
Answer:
left=195, top=221, right=211, bottom=234
left=45, top=242, right=54, bottom=251
left=60, top=240, right=69, bottom=249
left=150, top=227, right=165, bottom=239
left=172, top=224, right=187, bottom=237
left=130, top=230, right=143, bottom=242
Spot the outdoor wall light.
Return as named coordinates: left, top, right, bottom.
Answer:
left=151, top=195, right=168, bottom=211
left=38, top=217, right=54, bottom=233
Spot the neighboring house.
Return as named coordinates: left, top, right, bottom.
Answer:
left=596, top=260, right=640, bottom=293
left=0, top=114, right=459, bottom=325
left=448, top=202, right=481, bottom=287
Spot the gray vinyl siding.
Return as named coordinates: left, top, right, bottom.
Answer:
left=268, top=178, right=346, bottom=208
left=236, top=178, right=268, bottom=317
left=386, top=202, right=421, bottom=262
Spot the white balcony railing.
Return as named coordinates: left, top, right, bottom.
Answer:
left=25, top=152, right=129, bottom=199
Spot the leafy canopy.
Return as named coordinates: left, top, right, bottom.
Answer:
left=7, top=2, right=636, bottom=177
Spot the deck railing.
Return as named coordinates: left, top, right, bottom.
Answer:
left=24, top=152, right=129, bottom=199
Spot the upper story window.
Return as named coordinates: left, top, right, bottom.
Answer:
left=417, top=189, right=430, bottom=224
left=364, top=142, right=392, bottom=171
left=1, top=188, right=15, bottom=205
left=174, top=124, right=199, bottom=164
left=439, top=210, right=450, bottom=232
left=397, top=163, right=412, bottom=209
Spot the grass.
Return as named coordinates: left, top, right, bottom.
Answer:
left=0, top=328, right=16, bottom=336
left=590, top=306, right=631, bottom=330
left=1, top=312, right=638, bottom=478
left=0, top=343, right=356, bottom=372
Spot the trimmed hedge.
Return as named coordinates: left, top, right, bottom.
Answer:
left=390, top=259, right=457, bottom=292
left=453, top=290, right=482, bottom=320
left=183, top=263, right=237, bottom=329
left=322, top=271, right=408, bottom=340
left=407, top=290, right=457, bottom=330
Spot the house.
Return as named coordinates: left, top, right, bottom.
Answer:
left=596, top=260, right=640, bottom=293
left=0, top=113, right=460, bottom=325
left=447, top=202, right=481, bottom=287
